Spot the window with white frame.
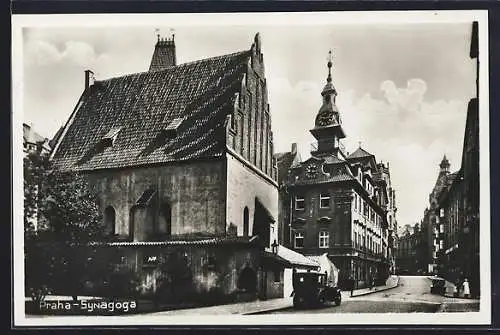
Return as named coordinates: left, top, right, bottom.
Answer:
left=295, top=195, right=305, bottom=210
left=354, top=194, right=358, bottom=211
left=320, top=192, right=330, bottom=209
left=440, top=208, right=445, bottom=217
left=294, top=231, right=304, bottom=248
left=319, top=231, right=329, bottom=248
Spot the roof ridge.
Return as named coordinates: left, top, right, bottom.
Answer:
left=159, top=49, right=250, bottom=71
left=97, top=49, right=251, bottom=83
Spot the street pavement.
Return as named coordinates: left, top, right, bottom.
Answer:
left=268, top=276, right=479, bottom=314
left=24, top=276, right=479, bottom=319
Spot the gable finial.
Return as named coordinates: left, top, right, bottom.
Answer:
left=358, top=141, right=362, bottom=148
left=155, top=28, right=160, bottom=42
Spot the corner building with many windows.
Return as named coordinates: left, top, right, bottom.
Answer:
left=278, top=54, right=397, bottom=289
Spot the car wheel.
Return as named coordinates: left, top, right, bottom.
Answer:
left=293, top=296, right=302, bottom=309
left=334, top=295, right=341, bottom=306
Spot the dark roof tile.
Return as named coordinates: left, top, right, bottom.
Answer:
left=96, top=235, right=259, bottom=247
left=52, top=51, right=251, bottom=171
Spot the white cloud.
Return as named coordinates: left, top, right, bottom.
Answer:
left=61, top=41, right=97, bottom=67
left=24, top=40, right=63, bottom=66
left=24, top=39, right=110, bottom=68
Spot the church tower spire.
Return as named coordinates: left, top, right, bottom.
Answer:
left=439, top=154, right=450, bottom=174
left=310, top=50, right=346, bottom=158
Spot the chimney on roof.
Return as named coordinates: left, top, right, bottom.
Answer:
left=291, top=143, right=297, bottom=155
left=85, top=70, right=95, bottom=90
left=149, top=31, right=177, bottom=71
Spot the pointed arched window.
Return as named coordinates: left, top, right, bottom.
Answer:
left=158, top=202, right=172, bottom=236
left=104, top=206, right=116, bottom=236
left=243, top=207, right=249, bottom=237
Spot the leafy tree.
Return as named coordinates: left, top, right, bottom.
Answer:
left=24, top=152, right=106, bottom=303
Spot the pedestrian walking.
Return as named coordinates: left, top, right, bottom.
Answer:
left=349, top=275, right=355, bottom=297
left=463, top=278, right=470, bottom=298
left=453, top=282, right=458, bottom=298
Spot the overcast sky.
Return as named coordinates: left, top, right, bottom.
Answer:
left=21, top=21, right=476, bottom=231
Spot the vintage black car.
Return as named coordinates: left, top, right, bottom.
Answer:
left=430, top=276, right=446, bottom=295
left=291, top=270, right=341, bottom=308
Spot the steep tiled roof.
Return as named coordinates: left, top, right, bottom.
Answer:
left=347, top=147, right=373, bottom=160
left=23, top=123, right=47, bottom=145
left=322, top=155, right=345, bottom=165
left=23, top=123, right=51, bottom=152
left=289, top=163, right=355, bottom=186
left=51, top=50, right=251, bottom=171
left=49, top=126, right=64, bottom=149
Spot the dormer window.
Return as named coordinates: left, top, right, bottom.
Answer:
left=102, top=126, right=122, bottom=147
left=163, top=117, right=184, bottom=138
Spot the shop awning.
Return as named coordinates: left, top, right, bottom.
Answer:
left=277, top=245, right=320, bottom=269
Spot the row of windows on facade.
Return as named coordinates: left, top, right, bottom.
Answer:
left=293, top=231, right=330, bottom=249
left=293, top=230, right=385, bottom=255
left=353, top=231, right=385, bottom=255
left=103, top=204, right=172, bottom=236
left=104, top=203, right=263, bottom=241
left=353, top=193, right=384, bottom=230
left=295, top=193, right=384, bottom=227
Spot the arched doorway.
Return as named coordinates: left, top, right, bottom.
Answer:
left=104, top=206, right=116, bottom=236
left=237, top=267, right=257, bottom=293
left=243, top=207, right=249, bottom=237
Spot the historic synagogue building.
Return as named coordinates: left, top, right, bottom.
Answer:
left=50, top=33, right=317, bottom=303
left=276, top=53, right=397, bottom=289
